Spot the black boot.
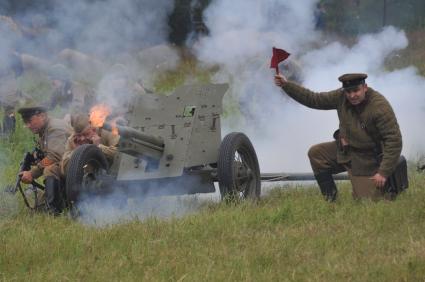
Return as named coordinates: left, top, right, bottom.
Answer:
left=315, top=172, right=338, bottom=202
left=44, top=177, right=63, bottom=215
left=2, top=114, right=16, bottom=136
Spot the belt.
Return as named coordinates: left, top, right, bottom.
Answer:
left=347, top=146, right=377, bottom=153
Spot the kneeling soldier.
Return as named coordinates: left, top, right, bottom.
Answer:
left=61, top=113, right=119, bottom=177
left=18, top=105, right=71, bottom=214
left=274, top=73, right=403, bottom=201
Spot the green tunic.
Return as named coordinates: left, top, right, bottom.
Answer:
left=282, top=81, right=402, bottom=177
left=30, top=118, right=72, bottom=178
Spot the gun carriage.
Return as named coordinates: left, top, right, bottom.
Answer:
left=64, top=83, right=261, bottom=204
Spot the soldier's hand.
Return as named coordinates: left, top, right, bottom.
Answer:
left=274, top=74, right=287, bottom=87
left=19, top=171, right=33, bottom=184
left=370, top=173, right=386, bottom=189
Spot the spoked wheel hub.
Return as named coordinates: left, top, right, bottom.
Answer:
left=218, top=132, right=261, bottom=200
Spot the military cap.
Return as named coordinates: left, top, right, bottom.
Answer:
left=338, top=73, right=367, bottom=90
left=17, top=105, right=47, bottom=122
left=70, top=113, right=90, bottom=133
left=48, top=64, right=71, bottom=81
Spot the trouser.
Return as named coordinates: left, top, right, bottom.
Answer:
left=44, top=163, right=62, bottom=179
left=43, top=163, right=65, bottom=214
left=308, top=141, right=384, bottom=201
left=1, top=107, right=16, bottom=136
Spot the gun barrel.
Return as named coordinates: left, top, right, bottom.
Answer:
left=103, top=123, right=165, bottom=159
left=103, top=123, right=164, bottom=148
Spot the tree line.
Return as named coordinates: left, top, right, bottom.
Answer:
left=322, top=0, right=425, bottom=34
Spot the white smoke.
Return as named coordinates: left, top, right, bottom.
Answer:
left=48, top=0, right=173, bottom=56
left=0, top=0, right=177, bottom=83
left=48, top=0, right=179, bottom=105
left=196, top=0, right=318, bottom=69
left=195, top=0, right=425, bottom=173
left=75, top=177, right=219, bottom=227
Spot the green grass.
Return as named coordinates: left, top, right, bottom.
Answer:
left=1, top=175, right=425, bottom=281
left=1, top=44, right=425, bottom=281
left=2, top=117, right=424, bottom=282
left=0, top=119, right=34, bottom=181
left=153, top=55, right=215, bottom=93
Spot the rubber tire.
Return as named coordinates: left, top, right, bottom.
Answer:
left=66, top=144, right=108, bottom=203
left=218, top=132, right=261, bottom=200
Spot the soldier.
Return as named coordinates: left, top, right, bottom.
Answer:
left=0, top=71, right=31, bottom=137
left=48, top=64, right=96, bottom=115
left=0, top=77, right=18, bottom=136
left=17, top=105, right=71, bottom=214
left=274, top=73, right=402, bottom=201
left=61, top=113, right=119, bottom=177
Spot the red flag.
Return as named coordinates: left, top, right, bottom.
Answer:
left=270, top=47, right=290, bottom=74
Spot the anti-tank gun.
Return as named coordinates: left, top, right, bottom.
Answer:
left=102, top=123, right=165, bottom=160
left=65, top=83, right=348, bottom=206
left=65, top=83, right=263, bottom=204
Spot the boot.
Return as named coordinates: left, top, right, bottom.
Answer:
left=2, top=114, right=16, bottom=135
left=44, top=176, right=63, bottom=215
left=315, top=172, right=338, bottom=202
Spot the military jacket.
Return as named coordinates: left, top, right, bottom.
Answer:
left=61, top=128, right=119, bottom=175
left=282, top=81, right=402, bottom=177
left=30, top=118, right=72, bottom=178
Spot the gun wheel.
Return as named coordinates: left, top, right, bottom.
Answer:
left=218, top=132, right=260, bottom=200
left=66, top=144, right=109, bottom=204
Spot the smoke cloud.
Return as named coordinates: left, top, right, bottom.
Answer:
left=75, top=178, right=219, bottom=227
left=0, top=0, right=178, bottom=88
left=195, top=0, right=425, bottom=173
left=19, top=0, right=173, bottom=56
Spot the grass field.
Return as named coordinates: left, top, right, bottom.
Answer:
left=1, top=30, right=425, bottom=281
left=1, top=173, right=425, bottom=281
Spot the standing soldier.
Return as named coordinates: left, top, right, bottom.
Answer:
left=17, top=105, right=71, bottom=214
left=0, top=75, right=18, bottom=136
left=0, top=71, right=31, bottom=137
left=274, top=73, right=403, bottom=201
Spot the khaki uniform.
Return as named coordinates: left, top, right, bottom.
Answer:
left=308, top=141, right=387, bottom=200
left=30, top=118, right=72, bottom=180
left=61, top=128, right=119, bottom=176
left=281, top=81, right=402, bottom=200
